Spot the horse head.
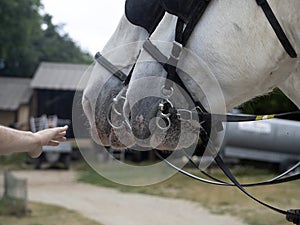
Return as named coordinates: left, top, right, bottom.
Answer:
left=124, top=0, right=300, bottom=150
left=82, top=0, right=165, bottom=149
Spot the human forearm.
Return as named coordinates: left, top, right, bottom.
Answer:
left=0, top=126, right=41, bottom=155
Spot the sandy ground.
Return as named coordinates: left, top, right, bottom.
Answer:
left=9, top=170, right=246, bottom=225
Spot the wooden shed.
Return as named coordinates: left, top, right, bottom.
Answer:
left=0, top=77, right=33, bottom=128
left=30, top=62, right=91, bottom=137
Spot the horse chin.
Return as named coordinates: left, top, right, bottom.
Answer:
left=133, top=118, right=200, bottom=150
left=91, top=125, right=135, bottom=150
left=149, top=128, right=199, bottom=150
left=92, top=109, right=135, bottom=149
left=109, top=127, right=135, bottom=149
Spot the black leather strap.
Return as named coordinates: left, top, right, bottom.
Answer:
left=155, top=149, right=300, bottom=187
left=180, top=0, right=211, bottom=46
left=256, top=0, right=297, bottom=58
left=161, top=0, right=201, bottom=23
left=214, top=154, right=290, bottom=216
left=155, top=148, right=300, bottom=222
left=95, top=52, right=127, bottom=82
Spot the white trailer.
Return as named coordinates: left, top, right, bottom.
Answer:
left=221, top=118, right=300, bottom=172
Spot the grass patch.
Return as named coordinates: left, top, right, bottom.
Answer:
left=0, top=154, right=33, bottom=171
left=77, top=160, right=300, bottom=225
left=0, top=196, right=27, bottom=216
left=0, top=202, right=102, bottom=225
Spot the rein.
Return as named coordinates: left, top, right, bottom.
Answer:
left=142, top=0, right=300, bottom=223
left=256, top=0, right=297, bottom=58
left=94, top=0, right=299, bottom=223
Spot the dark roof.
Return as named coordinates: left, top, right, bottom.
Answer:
left=31, top=62, right=91, bottom=91
left=0, top=77, right=33, bottom=111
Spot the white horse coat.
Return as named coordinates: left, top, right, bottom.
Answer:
left=123, top=0, right=300, bottom=149
left=83, top=0, right=300, bottom=150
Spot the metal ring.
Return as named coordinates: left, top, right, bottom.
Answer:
left=156, top=114, right=171, bottom=131
left=107, top=103, right=124, bottom=130
left=112, top=102, right=123, bottom=116
left=159, top=99, right=174, bottom=116
left=161, top=86, right=174, bottom=99
left=112, top=94, right=127, bottom=116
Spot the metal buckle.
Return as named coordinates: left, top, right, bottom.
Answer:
left=177, top=109, right=193, bottom=121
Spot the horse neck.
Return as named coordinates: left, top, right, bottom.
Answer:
left=184, top=0, right=300, bottom=111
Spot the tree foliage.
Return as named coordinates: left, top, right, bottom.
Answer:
left=0, top=0, right=296, bottom=113
left=0, top=0, right=92, bottom=77
left=238, top=88, right=297, bottom=114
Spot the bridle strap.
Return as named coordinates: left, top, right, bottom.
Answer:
left=176, top=0, right=211, bottom=46
left=95, top=51, right=139, bottom=87
left=144, top=39, right=209, bottom=115
left=256, top=0, right=297, bottom=58
left=196, top=110, right=300, bottom=122
left=95, top=52, right=127, bottom=82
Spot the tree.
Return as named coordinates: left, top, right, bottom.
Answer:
left=238, top=88, right=298, bottom=115
left=0, top=0, right=92, bottom=77
left=37, top=14, right=92, bottom=65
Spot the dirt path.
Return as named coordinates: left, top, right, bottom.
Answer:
left=13, top=170, right=246, bottom=225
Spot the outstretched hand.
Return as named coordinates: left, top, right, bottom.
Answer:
left=29, top=126, right=69, bottom=158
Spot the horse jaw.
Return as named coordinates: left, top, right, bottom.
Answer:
left=82, top=15, right=149, bottom=149
left=124, top=42, right=209, bottom=150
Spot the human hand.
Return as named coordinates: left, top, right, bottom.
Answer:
left=28, top=126, right=69, bottom=158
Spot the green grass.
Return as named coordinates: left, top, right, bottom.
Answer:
left=0, top=196, right=27, bottom=216
left=0, top=153, right=33, bottom=170
left=0, top=202, right=102, bottom=225
left=77, top=160, right=300, bottom=225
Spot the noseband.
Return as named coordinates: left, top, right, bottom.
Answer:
left=94, top=0, right=300, bottom=223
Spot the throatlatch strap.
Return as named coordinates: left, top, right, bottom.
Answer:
left=256, top=0, right=297, bottom=58
left=181, top=0, right=211, bottom=46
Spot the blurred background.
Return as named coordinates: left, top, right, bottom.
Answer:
left=0, top=1, right=299, bottom=225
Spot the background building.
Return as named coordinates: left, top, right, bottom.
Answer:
left=31, top=62, right=91, bottom=137
left=0, top=77, right=33, bottom=128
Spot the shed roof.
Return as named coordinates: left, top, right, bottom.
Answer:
left=0, top=77, right=33, bottom=111
left=31, top=62, right=91, bottom=91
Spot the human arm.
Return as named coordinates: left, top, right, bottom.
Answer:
left=0, top=125, right=68, bottom=158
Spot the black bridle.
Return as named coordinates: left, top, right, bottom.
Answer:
left=94, top=0, right=300, bottom=223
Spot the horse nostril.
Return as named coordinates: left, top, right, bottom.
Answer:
left=136, top=115, right=145, bottom=123
left=131, top=114, right=151, bottom=140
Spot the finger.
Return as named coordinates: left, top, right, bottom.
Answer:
left=57, top=125, right=68, bottom=132
left=47, top=140, right=60, bottom=146
left=52, top=137, right=67, bottom=142
left=54, top=131, right=67, bottom=138
left=50, top=126, right=68, bottom=135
